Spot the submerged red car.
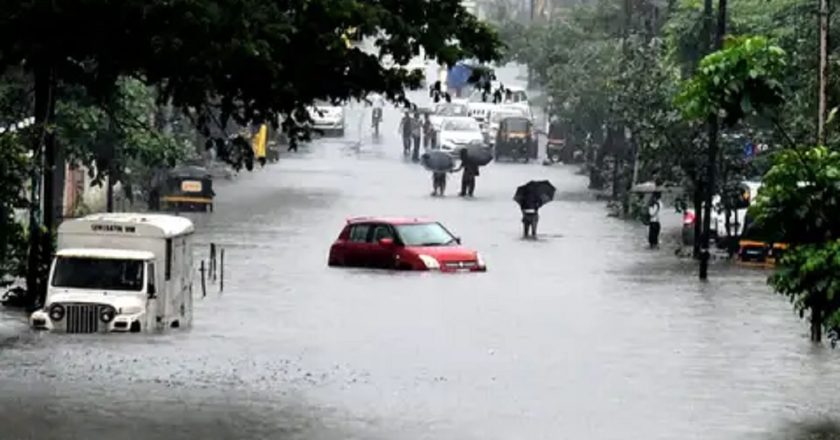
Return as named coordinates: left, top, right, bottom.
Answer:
left=328, top=217, right=486, bottom=272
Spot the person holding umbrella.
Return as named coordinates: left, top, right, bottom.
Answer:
left=514, top=180, right=556, bottom=239
left=421, top=150, right=455, bottom=196
left=452, top=148, right=481, bottom=197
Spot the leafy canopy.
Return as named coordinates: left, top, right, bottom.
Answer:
left=0, top=0, right=503, bottom=134
left=677, top=36, right=787, bottom=126
left=753, top=147, right=840, bottom=344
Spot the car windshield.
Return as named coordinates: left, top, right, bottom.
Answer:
left=51, top=257, right=145, bottom=292
left=493, top=112, right=523, bottom=123
left=396, top=223, right=457, bottom=247
left=504, top=119, right=530, bottom=131
left=435, top=104, right=468, bottom=116
left=443, top=119, right=479, bottom=132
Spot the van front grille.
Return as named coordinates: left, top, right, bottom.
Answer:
left=65, top=304, right=101, bottom=334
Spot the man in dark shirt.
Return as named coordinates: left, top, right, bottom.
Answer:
left=399, top=112, right=413, bottom=156
left=453, top=149, right=479, bottom=197
left=520, top=192, right=541, bottom=238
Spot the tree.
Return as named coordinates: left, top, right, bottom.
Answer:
left=0, top=0, right=502, bottom=305
left=753, top=147, right=840, bottom=343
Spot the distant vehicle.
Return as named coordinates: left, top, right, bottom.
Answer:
left=328, top=217, right=486, bottom=272
left=306, top=100, right=345, bottom=136
left=467, top=101, right=498, bottom=132
left=487, top=106, right=529, bottom=145
left=494, top=116, right=537, bottom=162
left=436, top=116, right=485, bottom=156
left=30, top=213, right=195, bottom=333
left=429, top=101, right=470, bottom=132
left=157, top=166, right=214, bottom=213
left=715, top=181, right=762, bottom=245
left=737, top=213, right=788, bottom=267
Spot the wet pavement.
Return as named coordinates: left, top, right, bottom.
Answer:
left=2, top=67, right=840, bottom=440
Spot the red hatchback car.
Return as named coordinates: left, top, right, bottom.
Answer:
left=328, top=217, right=487, bottom=272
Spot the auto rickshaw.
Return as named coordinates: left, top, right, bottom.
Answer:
left=158, top=166, right=215, bottom=213
left=494, top=116, right=537, bottom=162
left=546, top=121, right=566, bottom=163
left=737, top=213, right=788, bottom=267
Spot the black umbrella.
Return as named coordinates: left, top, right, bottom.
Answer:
left=464, top=145, right=493, bottom=166
left=514, top=180, right=556, bottom=209
left=421, top=150, right=455, bottom=172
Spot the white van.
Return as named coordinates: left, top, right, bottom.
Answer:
left=30, top=213, right=195, bottom=333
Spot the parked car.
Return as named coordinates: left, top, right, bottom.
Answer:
left=328, top=217, right=487, bottom=272
left=306, top=101, right=345, bottom=136
left=437, top=117, right=485, bottom=156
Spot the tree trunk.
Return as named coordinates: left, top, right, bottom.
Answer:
left=812, top=302, right=823, bottom=342
left=693, top=183, right=703, bottom=259
left=25, top=65, right=57, bottom=306
left=106, top=173, right=114, bottom=213
left=818, top=0, right=830, bottom=146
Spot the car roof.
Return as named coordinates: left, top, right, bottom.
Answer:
left=441, top=116, right=477, bottom=123
left=346, top=216, right=436, bottom=225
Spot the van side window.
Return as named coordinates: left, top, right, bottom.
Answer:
left=165, top=238, right=172, bottom=280
left=349, top=224, right=370, bottom=243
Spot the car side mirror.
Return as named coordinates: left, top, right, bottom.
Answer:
left=378, top=238, right=395, bottom=247
left=147, top=283, right=156, bottom=299
left=455, top=237, right=462, bottom=244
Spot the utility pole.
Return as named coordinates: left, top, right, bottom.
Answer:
left=818, top=0, right=830, bottom=146
left=699, top=0, right=727, bottom=280
left=527, top=0, right=536, bottom=89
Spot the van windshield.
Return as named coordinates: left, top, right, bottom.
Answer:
left=51, top=257, right=145, bottom=292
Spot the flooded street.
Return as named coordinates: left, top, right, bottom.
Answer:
left=3, top=86, right=840, bottom=440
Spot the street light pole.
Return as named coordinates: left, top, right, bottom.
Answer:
left=699, top=0, right=727, bottom=280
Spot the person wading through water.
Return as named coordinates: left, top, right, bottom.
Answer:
left=452, top=148, right=479, bottom=197
left=423, top=113, right=435, bottom=150
left=411, top=111, right=422, bottom=162
left=399, top=111, right=413, bottom=156
left=648, top=191, right=662, bottom=249
left=521, top=192, right=541, bottom=238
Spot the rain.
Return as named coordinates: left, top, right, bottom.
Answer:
left=2, top=1, right=840, bottom=439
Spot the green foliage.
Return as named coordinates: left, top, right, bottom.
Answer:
left=0, top=133, right=30, bottom=281
left=753, top=146, right=840, bottom=244
left=770, top=242, right=840, bottom=344
left=753, top=146, right=840, bottom=343
left=57, top=78, right=192, bottom=201
left=677, top=36, right=787, bottom=126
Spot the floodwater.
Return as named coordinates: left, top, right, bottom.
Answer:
left=2, top=66, right=840, bottom=440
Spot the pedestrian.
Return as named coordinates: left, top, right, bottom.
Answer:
left=520, top=192, right=540, bottom=239
left=411, top=112, right=422, bottom=161
left=423, top=113, right=435, bottom=150
left=452, top=148, right=479, bottom=197
left=432, top=171, right=447, bottom=196
left=648, top=191, right=662, bottom=249
left=399, top=111, right=413, bottom=156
